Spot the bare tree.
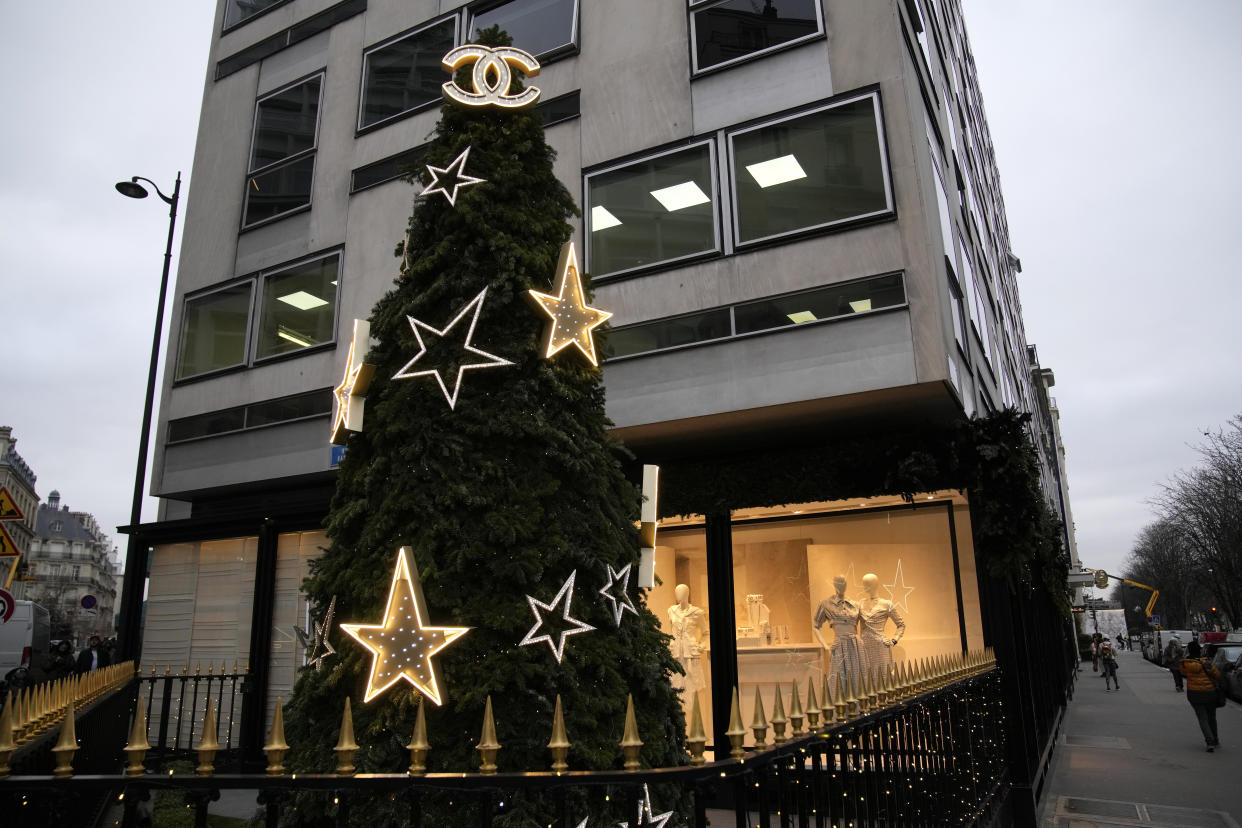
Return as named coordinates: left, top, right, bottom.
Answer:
left=1119, top=519, right=1204, bottom=629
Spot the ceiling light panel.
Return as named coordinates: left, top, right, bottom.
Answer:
left=650, top=181, right=710, bottom=212
left=591, top=205, right=622, bottom=230
left=746, top=154, right=807, bottom=188
left=277, top=290, right=329, bottom=310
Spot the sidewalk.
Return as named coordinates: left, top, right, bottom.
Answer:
left=1039, top=647, right=1242, bottom=827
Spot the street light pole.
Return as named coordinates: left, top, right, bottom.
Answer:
left=115, top=172, right=181, bottom=662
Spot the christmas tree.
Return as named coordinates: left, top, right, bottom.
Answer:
left=283, top=28, right=687, bottom=825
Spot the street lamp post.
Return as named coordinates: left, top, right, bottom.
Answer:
left=115, top=172, right=181, bottom=662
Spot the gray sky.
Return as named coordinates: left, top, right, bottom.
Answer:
left=3, top=2, right=1239, bottom=585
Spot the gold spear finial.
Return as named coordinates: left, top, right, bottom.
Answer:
left=124, top=697, right=152, bottom=778
left=805, top=677, right=820, bottom=731
left=834, top=674, right=848, bottom=722
left=726, top=687, right=746, bottom=760
left=264, top=698, right=290, bottom=777
left=687, top=692, right=707, bottom=766
left=334, top=698, right=359, bottom=776
left=51, top=701, right=79, bottom=778
left=750, top=686, right=768, bottom=747
left=548, top=695, right=570, bottom=773
left=195, top=699, right=220, bottom=777
left=770, top=683, right=788, bottom=744
left=620, top=694, right=642, bottom=771
left=0, top=692, right=15, bottom=778
left=820, top=674, right=835, bottom=728
left=844, top=673, right=859, bottom=720
left=477, top=696, right=501, bottom=775
left=789, top=680, right=805, bottom=737
left=407, top=695, right=429, bottom=776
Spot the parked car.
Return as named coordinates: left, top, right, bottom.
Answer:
left=1209, top=643, right=1242, bottom=702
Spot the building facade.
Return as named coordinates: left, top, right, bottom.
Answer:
left=125, top=1, right=1075, bottom=819
left=0, top=425, right=40, bottom=579
left=11, top=491, right=120, bottom=645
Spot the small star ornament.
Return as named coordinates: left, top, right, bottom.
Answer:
left=420, top=146, right=485, bottom=206
left=618, top=784, right=672, bottom=828
left=529, top=241, right=612, bottom=366
left=392, top=287, right=512, bottom=409
left=599, top=563, right=638, bottom=627
left=294, top=595, right=337, bottom=672
left=340, top=547, right=470, bottom=704
left=883, top=559, right=915, bottom=614
left=330, top=319, right=376, bottom=445
left=520, top=570, right=596, bottom=663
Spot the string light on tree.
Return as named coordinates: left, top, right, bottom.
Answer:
left=340, top=547, right=470, bottom=704
left=419, top=146, right=486, bottom=206
left=330, top=320, right=376, bottom=445
left=528, top=241, right=612, bottom=366
left=294, top=594, right=337, bottom=673
left=392, top=287, right=513, bottom=409
left=598, top=562, right=638, bottom=627
left=519, top=570, right=595, bottom=663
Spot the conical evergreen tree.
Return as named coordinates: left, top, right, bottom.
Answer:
left=283, top=28, right=687, bottom=826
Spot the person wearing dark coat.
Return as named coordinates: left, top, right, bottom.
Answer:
left=43, top=639, right=76, bottom=681
left=75, top=634, right=111, bottom=674
left=1179, top=641, right=1223, bottom=751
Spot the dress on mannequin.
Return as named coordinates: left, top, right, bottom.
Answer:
left=813, top=575, right=862, bottom=690
left=669, top=585, right=708, bottom=692
left=858, top=573, right=905, bottom=676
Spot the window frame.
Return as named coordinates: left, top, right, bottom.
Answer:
left=466, top=0, right=582, bottom=63
left=221, top=0, right=293, bottom=34
left=252, top=252, right=343, bottom=366
left=583, top=138, right=722, bottom=283
left=725, top=90, right=896, bottom=249
left=688, top=0, right=827, bottom=76
left=242, top=71, right=326, bottom=231
left=357, top=14, right=460, bottom=135
left=174, top=279, right=258, bottom=383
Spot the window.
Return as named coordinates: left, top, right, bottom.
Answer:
left=256, top=256, right=339, bottom=360
left=71, top=565, right=81, bottom=580
left=359, top=18, right=457, bottom=131
left=177, top=284, right=254, bottom=380
left=605, top=273, right=906, bottom=360
left=223, top=0, right=288, bottom=30
left=585, top=142, right=718, bottom=279
left=690, top=0, right=823, bottom=74
left=947, top=275, right=965, bottom=352
left=50, top=520, right=63, bottom=533
left=469, top=0, right=580, bottom=59
left=175, top=252, right=340, bottom=381
left=244, top=75, right=323, bottom=228
left=167, top=389, right=334, bottom=443
left=729, top=94, right=892, bottom=245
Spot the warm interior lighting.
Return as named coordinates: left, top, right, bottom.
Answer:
left=591, top=205, right=622, bottom=230
left=278, top=290, right=329, bottom=310
left=277, top=327, right=314, bottom=348
left=848, top=298, right=873, bottom=313
left=787, top=310, right=817, bottom=324
left=746, top=154, right=807, bottom=188
left=650, top=181, right=710, bottom=212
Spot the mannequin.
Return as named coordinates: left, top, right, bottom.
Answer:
left=668, top=584, right=708, bottom=691
left=812, top=574, right=862, bottom=690
left=858, top=573, right=906, bottom=675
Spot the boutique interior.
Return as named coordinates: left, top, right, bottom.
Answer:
left=649, top=492, right=984, bottom=748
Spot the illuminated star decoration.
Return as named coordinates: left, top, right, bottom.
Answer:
left=330, top=319, right=376, bottom=445
left=294, top=595, right=338, bottom=672
left=619, top=784, right=673, bottom=828
left=419, top=146, right=486, bottom=206
left=339, top=547, right=470, bottom=704
left=529, top=241, right=612, bottom=366
left=599, top=563, right=638, bottom=627
left=519, top=570, right=596, bottom=663
left=392, top=287, right=513, bottom=409
left=883, top=559, right=915, bottom=614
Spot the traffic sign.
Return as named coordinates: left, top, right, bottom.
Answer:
left=0, top=586, right=14, bottom=622
left=0, top=523, right=19, bottom=557
left=1148, top=615, right=1160, bottom=626
left=81, top=594, right=97, bottom=610
left=0, top=486, right=23, bottom=521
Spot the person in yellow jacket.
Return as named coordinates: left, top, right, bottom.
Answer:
left=1179, top=641, right=1223, bottom=751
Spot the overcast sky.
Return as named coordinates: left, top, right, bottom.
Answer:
left=2, top=2, right=1239, bottom=587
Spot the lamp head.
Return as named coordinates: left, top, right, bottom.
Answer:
left=115, top=179, right=149, bottom=199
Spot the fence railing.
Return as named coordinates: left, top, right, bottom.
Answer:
left=1, top=650, right=1007, bottom=827
left=137, top=663, right=247, bottom=771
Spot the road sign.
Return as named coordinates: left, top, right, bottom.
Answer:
left=81, top=594, right=97, bottom=610
left=1094, top=570, right=1110, bottom=589
left=1148, top=615, right=1160, bottom=626
left=1066, top=571, right=1097, bottom=586
left=0, top=485, right=24, bottom=521
left=0, top=587, right=14, bottom=622
left=0, top=523, right=19, bottom=557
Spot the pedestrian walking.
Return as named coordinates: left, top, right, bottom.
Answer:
left=75, top=634, right=110, bottom=674
left=1179, top=641, right=1223, bottom=752
left=1100, top=642, right=1120, bottom=690
left=42, top=640, right=75, bottom=681
left=1164, top=634, right=1186, bottom=691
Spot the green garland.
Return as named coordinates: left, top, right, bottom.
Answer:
left=657, top=409, right=1070, bottom=608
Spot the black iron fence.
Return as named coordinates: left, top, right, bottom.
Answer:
left=1, top=653, right=1006, bottom=827
left=137, top=663, right=247, bottom=771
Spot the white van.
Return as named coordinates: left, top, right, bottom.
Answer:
left=0, top=600, right=51, bottom=678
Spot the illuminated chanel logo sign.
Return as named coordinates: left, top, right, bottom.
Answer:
left=441, top=45, right=541, bottom=109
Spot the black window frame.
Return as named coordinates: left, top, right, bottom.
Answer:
left=688, top=0, right=827, bottom=77
left=242, top=71, right=325, bottom=231
left=357, top=14, right=460, bottom=134
left=466, top=0, right=582, bottom=62
left=221, top=0, right=293, bottom=34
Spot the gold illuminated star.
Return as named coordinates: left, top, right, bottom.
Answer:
left=529, top=241, right=612, bottom=366
left=330, top=319, right=376, bottom=445
left=340, top=547, right=469, bottom=705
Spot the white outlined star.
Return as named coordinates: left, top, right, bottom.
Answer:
left=599, top=562, right=638, bottom=627
left=294, top=595, right=337, bottom=672
left=618, top=784, right=672, bottom=828
left=392, top=287, right=512, bottom=409
left=419, top=146, right=485, bottom=206
left=528, top=241, right=612, bottom=365
left=884, top=559, right=915, bottom=614
left=520, top=570, right=596, bottom=663
left=339, top=547, right=470, bottom=704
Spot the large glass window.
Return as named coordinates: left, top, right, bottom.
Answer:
left=729, top=95, right=892, bottom=245
left=359, top=18, right=456, bottom=131
left=604, top=308, right=732, bottom=360
left=256, top=255, right=340, bottom=359
left=223, top=0, right=287, bottom=30
left=176, top=284, right=253, bottom=380
left=691, top=0, right=822, bottom=73
left=586, top=142, right=718, bottom=279
left=469, top=0, right=579, bottom=58
left=245, top=75, right=322, bottom=228
left=733, top=274, right=905, bottom=334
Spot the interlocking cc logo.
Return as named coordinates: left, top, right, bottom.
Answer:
left=441, top=45, right=542, bottom=109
